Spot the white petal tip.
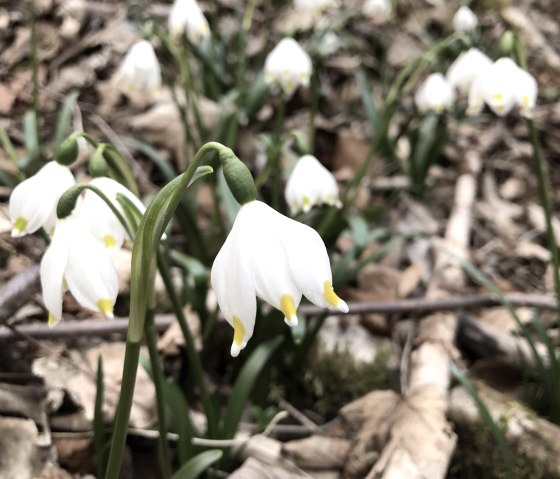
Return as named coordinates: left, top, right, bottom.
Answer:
left=230, top=343, right=241, bottom=357
left=336, top=300, right=349, bottom=313
left=284, top=315, right=298, bottom=327
left=104, top=312, right=115, bottom=319
left=11, top=229, right=24, bottom=238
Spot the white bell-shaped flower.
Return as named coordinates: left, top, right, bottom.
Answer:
left=168, top=0, right=210, bottom=44
left=446, top=48, right=492, bottom=94
left=363, top=0, right=392, bottom=23
left=211, top=200, right=348, bottom=357
left=415, top=73, right=455, bottom=113
left=9, top=161, right=75, bottom=237
left=452, top=6, right=478, bottom=32
left=294, top=0, right=334, bottom=15
left=467, top=57, right=521, bottom=116
left=41, top=215, right=119, bottom=325
left=285, top=155, right=342, bottom=214
left=114, top=40, right=161, bottom=97
left=513, top=68, right=538, bottom=119
left=79, top=177, right=146, bottom=250
left=264, top=38, right=312, bottom=97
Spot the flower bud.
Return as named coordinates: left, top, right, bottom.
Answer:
left=57, top=184, right=86, bottom=219
left=88, top=146, right=108, bottom=178
left=55, top=135, right=79, bottom=166
left=220, top=148, right=256, bottom=205
left=452, top=6, right=478, bottom=33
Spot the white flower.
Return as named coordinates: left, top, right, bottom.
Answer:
left=114, top=40, right=161, bottom=97
left=415, top=73, right=455, bottom=113
left=363, top=0, right=392, bottom=23
left=41, top=215, right=119, bottom=325
left=79, top=177, right=146, bottom=250
left=446, top=48, right=492, bottom=94
left=264, top=38, right=312, bottom=97
left=168, top=0, right=210, bottom=44
left=467, top=57, right=537, bottom=117
left=285, top=155, right=342, bottom=214
left=211, top=200, right=348, bottom=357
left=294, top=0, right=334, bottom=15
left=452, top=6, right=478, bottom=32
left=9, top=161, right=75, bottom=237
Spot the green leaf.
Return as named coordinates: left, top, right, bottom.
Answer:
left=218, top=167, right=240, bottom=230
left=0, top=123, right=19, bottom=166
left=450, top=363, right=515, bottom=479
left=121, top=136, right=177, bottom=183
left=23, top=110, right=40, bottom=164
left=221, top=336, right=284, bottom=439
left=170, top=450, right=223, bottom=479
left=165, top=378, right=197, bottom=463
left=53, top=91, right=79, bottom=150
left=356, top=69, right=379, bottom=131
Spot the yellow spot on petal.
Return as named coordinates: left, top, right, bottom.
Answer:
left=62, top=278, right=68, bottom=290
left=233, top=315, right=245, bottom=346
left=323, top=281, right=348, bottom=312
left=104, top=235, right=117, bottom=249
left=492, top=92, right=504, bottom=103
left=13, top=217, right=28, bottom=235
left=280, top=294, right=298, bottom=326
left=522, top=95, right=530, bottom=108
left=302, top=196, right=312, bottom=208
left=48, top=313, right=57, bottom=326
left=97, top=298, right=114, bottom=317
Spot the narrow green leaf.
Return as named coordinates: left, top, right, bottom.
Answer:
left=103, top=146, right=139, bottom=196
left=93, top=356, right=107, bottom=479
left=53, top=91, right=79, bottom=150
left=221, top=336, right=283, bottom=438
left=121, top=136, right=177, bottom=183
left=450, top=362, right=515, bottom=479
left=23, top=110, right=40, bottom=163
left=0, top=123, right=19, bottom=165
left=356, top=69, right=379, bottom=131
left=170, top=450, right=223, bottom=479
left=166, top=379, right=197, bottom=463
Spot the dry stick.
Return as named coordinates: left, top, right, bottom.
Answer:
left=0, top=295, right=556, bottom=341
left=368, top=156, right=482, bottom=479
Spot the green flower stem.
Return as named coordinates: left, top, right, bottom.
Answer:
left=255, top=98, right=286, bottom=209
left=104, top=340, right=141, bottom=479
left=145, top=310, right=173, bottom=478
left=308, top=68, right=320, bottom=152
left=28, top=0, right=40, bottom=154
left=104, top=142, right=229, bottom=479
left=527, top=118, right=560, bottom=324
left=156, top=248, right=218, bottom=437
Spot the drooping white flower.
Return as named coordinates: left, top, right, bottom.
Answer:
left=415, top=73, right=455, bottom=113
left=446, top=48, right=492, bottom=94
left=467, top=57, right=537, bottom=117
left=452, top=5, right=478, bottom=32
left=41, top=214, right=119, bottom=325
left=211, top=200, right=348, bottom=357
left=9, top=161, right=75, bottom=237
left=294, top=0, right=334, bottom=15
left=285, top=155, right=342, bottom=214
left=79, top=177, right=146, bottom=250
left=363, top=0, right=392, bottom=23
left=264, top=38, right=312, bottom=97
left=114, top=40, right=161, bottom=97
left=168, top=0, right=210, bottom=44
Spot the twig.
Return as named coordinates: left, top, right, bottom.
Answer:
left=0, top=294, right=555, bottom=341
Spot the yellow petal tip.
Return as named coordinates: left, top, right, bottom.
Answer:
left=97, top=298, right=114, bottom=318
left=323, top=281, right=348, bottom=312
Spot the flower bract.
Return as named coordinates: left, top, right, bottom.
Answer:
left=285, top=155, right=342, bottom=214
left=452, top=5, right=478, bottom=32
left=80, top=177, right=146, bottom=250
left=211, top=200, right=348, bottom=357
left=114, top=40, right=161, bottom=97
left=9, top=161, right=75, bottom=237
left=264, top=38, right=312, bottom=98
left=415, top=73, right=455, bottom=114
left=169, top=0, right=210, bottom=44
left=41, top=215, right=119, bottom=325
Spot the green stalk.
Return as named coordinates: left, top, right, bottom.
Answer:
left=157, top=249, right=218, bottom=437
left=28, top=0, right=40, bottom=154
left=527, top=118, right=560, bottom=324
left=145, top=310, right=173, bottom=477
left=308, top=69, right=320, bottom=152
left=104, top=340, right=141, bottom=479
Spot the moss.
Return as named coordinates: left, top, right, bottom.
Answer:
left=304, top=345, right=398, bottom=418
left=448, top=421, right=560, bottom=479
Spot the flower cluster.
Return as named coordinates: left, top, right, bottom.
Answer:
left=415, top=48, right=537, bottom=118
left=211, top=200, right=348, bottom=357
left=9, top=159, right=145, bottom=325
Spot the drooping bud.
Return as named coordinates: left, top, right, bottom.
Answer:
left=55, top=134, right=79, bottom=166
left=499, top=31, right=515, bottom=58
left=88, top=145, right=109, bottom=178
left=57, top=184, right=87, bottom=219
left=219, top=148, right=257, bottom=205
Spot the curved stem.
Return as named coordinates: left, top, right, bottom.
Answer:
left=527, top=118, right=560, bottom=324
left=145, top=310, right=173, bottom=477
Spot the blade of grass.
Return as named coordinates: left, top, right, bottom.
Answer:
left=53, top=91, right=79, bottom=150
left=170, top=450, right=223, bottom=479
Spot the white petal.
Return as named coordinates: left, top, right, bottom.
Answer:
left=265, top=38, right=312, bottom=97
left=481, top=58, right=519, bottom=116
left=40, top=218, right=72, bottom=325
left=514, top=68, right=538, bottom=118
left=64, top=219, right=119, bottom=317
left=446, top=48, right=492, bottom=94
left=363, top=0, right=392, bottom=22
left=114, top=40, right=161, bottom=96
left=453, top=6, right=478, bottom=32
left=415, top=73, right=455, bottom=113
